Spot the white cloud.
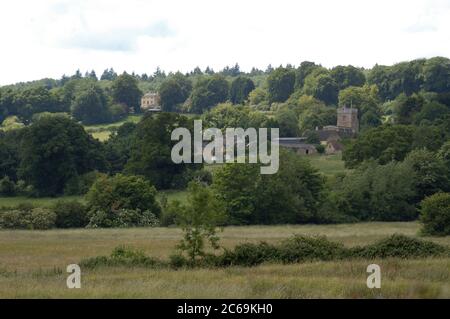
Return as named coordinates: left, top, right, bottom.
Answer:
left=0, top=0, right=449, bottom=84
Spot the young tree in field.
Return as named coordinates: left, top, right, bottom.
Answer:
left=111, top=73, right=142, bottom=113
left=175, top=181, right=226, bottom=263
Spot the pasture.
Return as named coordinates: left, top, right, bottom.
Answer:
left=0, top=222, right=449, bottom=298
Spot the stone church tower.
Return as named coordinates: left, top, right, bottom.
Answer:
left=337, top=106, right=359, bottom=134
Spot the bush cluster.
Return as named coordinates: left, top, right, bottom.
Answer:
left=87, top=208, right=159, bottom=228
left=80, top=234, right=449, bottom=270
left=0, top=199, right=161, bottom=229
left=420, top=192, right=450, bottom=236
left=0, top=207, right=56, bottom=230
left=80, top=246, right=162, bottom=269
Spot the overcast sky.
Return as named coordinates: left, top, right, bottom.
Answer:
left=0, top=0, right=449, bottom=85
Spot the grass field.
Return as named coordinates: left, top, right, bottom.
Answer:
left=0, top=196, right=85, bottom=209
left=0, top=222, right=449, bottom=298
left=308, top=153, right=349, bottom=177
left=84, top=114, right=143, bottom=141
left=0, top=192, right=187, bottom=209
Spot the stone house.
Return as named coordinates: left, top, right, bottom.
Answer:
left=141, top=92, right=161, bottom=111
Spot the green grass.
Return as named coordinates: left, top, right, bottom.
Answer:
left=0, top=222, right=448, bottom=298
left=84, top=114, right=143, bottom=141
left=308, top=153, right=349, bottom=177
left=0, top=190, right=187, bottom=209
left=0, top=196, right=85, bottom=209
left=90, top=131, right=112, bottom=142
left=84, top=114, right=142, bottom=132
left=157, top=190, right=188, bottom=204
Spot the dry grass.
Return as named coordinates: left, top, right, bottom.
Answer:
left=0, top=222, right=449, bottom=298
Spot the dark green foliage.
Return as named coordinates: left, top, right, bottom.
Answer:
left=332, top=161, right=418, bottom=221
left=274, top=107, right=300, bottom=137
left=104, top=122, right=137, bottom=174
left=71, top=84, right=110, bottom=124
left=78, top=234, right=449, bottom=270
left=229, top=76, right=255, bottom=104
left=86, top=174, right=161, bottom=217
left=159, top=73, right=192, bottom=112
left=422, top=57, right=450, bottom=93
left=343, top=125, right=415, bottom=167
left=100, top=68, right=118, bottom=81
left=202, top=103, right=275, bottom=130
left=0, top=210, right=32, bottom=229
left=330, top=65, right=365, bottom=90
left=126, top=113, right=200, bottom=189
left=190, top=75, right=229, bottom=113
left=175, top=181, right=226, bottom=262
left=350, top=234, right=448, bottom=259
left=30, top=208, right=57, bottom=230
left=0, top=208, right=56, bottom=230
left=218, top=242, right=279, bottom=267
left=0, top=127, right=24, bottom=181
left=393, top=93, right=424, bottom=124
left=403, top=149, right=450, bottom=204
left=111, top=73, right=142, bottom=113
left=18, top=116, right=106, bottom=196
left=63, top=171, right=104, bottom=196
left=367, top=60, right=425, bottom=101
left=414, top=101, right=450, bottom=125
left=87, top=208, right=159, bottom=228
left=277, top=235, right=347, bottom=263
left=0, top=176, right=16, bottom=196
left=267, top=67, right=295, bottom=103
left=53, top=200, right=89, bottom=228
left=303, top=71, right=339, bottom=105
left=80, top=246, right=162, bottom=269
left=213, top=150, right=325, bottom=225
left=420, top=192, right=450, bottom=236
left=295, top=61, right=321, bottom=89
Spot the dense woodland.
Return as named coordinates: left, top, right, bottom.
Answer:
left=0, top=57, right=450, bottom=234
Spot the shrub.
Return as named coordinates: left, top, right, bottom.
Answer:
left=53, top=200, right=89, bottom=228
left=86, top=174, right=161, bottom=217
left=0, top=176, right=16, bottom=196
left=160, top=200, right=180, bottom=227
left=420, top=193, right=450, bottom=236
left=219, top=242, right=280, bottom=267
left=0, top=208, right=56, bottom=230
left=350, top=234, right=449, bottom=258
left=30, top=208, right=56, bottom=230
left=0, top=210, right=32, bottom=229
left=80, top=246, right=161, bottom=269
left=278, top=235, right=347, bottom=263
left=168, top=254, right=189, bottom=269
left=87, top=208, right=159, bottom=228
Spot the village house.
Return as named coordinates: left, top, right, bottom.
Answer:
left=278, top=106, right=358, bottom=156
left=141, top=92, right=161, bottom=111
left=325, top=140, right=344, bottom=155
left=316, top=106, right=359, bottom=144
left=276, top=137, right=317, bottom=156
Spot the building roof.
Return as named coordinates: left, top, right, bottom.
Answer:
left=143, top=92, right=158, bottom=98
left=327, top=140, right=343, bottom=151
